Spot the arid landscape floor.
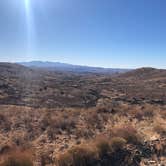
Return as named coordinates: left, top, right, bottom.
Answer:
left=0, top=63, right=165, bottom=166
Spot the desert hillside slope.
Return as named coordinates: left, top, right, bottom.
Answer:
left=0, top=63, right=165, bottom=166
left=113, top=67, right=166, bottom=104
left=0, top=63, right=165, bottom=107
left=119, top=67, right=166, bottom=80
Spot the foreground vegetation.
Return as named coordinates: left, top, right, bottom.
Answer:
left=0, top=103, right=165, bottom=165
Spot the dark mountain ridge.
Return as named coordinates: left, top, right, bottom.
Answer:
left=18, top=61, right=131, bottom=74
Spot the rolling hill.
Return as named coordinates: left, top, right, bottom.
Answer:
left=0, top=63, right=165, bottom=108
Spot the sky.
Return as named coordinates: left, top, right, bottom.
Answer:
left=0, top=0, right=166, bottom=68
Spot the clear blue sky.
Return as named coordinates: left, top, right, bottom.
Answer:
left=0, top=0, right=166, bottom=68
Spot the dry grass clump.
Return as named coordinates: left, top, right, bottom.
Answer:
left=130, top=105, right=156, bottom=120
left=75, top=127, right=94, bottom=139
left=54, top=117, right=76, bottom=132
left=69, top=146, right=97, bottom=166
left=160, top=110, right=166, bottom=119
left=110, top=125, right=142, bottom=145
left=96, top=106, right=113, bottom=114
left=84, top=109, right=109, bottom=131
left=85, top=110, right=102, bottom=129
left=56, top=144, right=97, bottom=166
left=95, top=136, right=112, bottom=157
left=0, top=144, right=11, bottom=155
left=56, top=151, right=73, bottom=166
left=131, top=109, right=144, bottom=120
left=110, top=137, right=127, bottom=151
left=41, top=112, right=77, bottom=134
left=56, top=136, right=127, bottom=166
left=1, top=150, right=33, bottom=166
left=0, top=113, right=11, bottom=132
left=95, top=136, right=126, bottom=157
left=153, top=123, right=166, bottom=136
left=143, top=109, right=154, bottom=118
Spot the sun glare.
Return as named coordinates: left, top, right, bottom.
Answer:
left=24, top=0, right=31, bottom=14
left=24, top=0, right=35, bottom=57
left=25, top=0, right=30, bottom=6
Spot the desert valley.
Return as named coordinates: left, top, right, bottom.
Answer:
left=0, top=62, right=165, bottom=166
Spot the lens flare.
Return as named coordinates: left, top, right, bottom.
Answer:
left=24, top=0, right=35, bottom=57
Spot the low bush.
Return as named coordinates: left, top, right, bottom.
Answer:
left=85, top=111, right=102, bottom=129
left=75, top=127, right=94, bottom=139
left=110, top=125, right=142, bottom=145
left=153, top=124, right=166, bottom=136
left=1, top=151, right=33, bottom=166
left=95, top=136, right=111, bottom=157
left=56, top=151, right=73, bottom=166
left=143, top=108, right=154, bottom=118
left=160, top=111, right=166, bottom=119
left=56, top=145, right=97, bottom=166
left=56, top=136, right=127, bottom=166
left=0, top=113, right=11, bottom=131
left=110, top=137, right=127, bottom=151
left=131, top=109, right=144, bottom=120
left=41, top=113, right=76, bottom=134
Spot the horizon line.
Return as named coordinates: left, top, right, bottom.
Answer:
left=0, top=60, right=165, bottom=70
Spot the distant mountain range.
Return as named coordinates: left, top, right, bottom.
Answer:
left=18, top=61, right=131, bottom=74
